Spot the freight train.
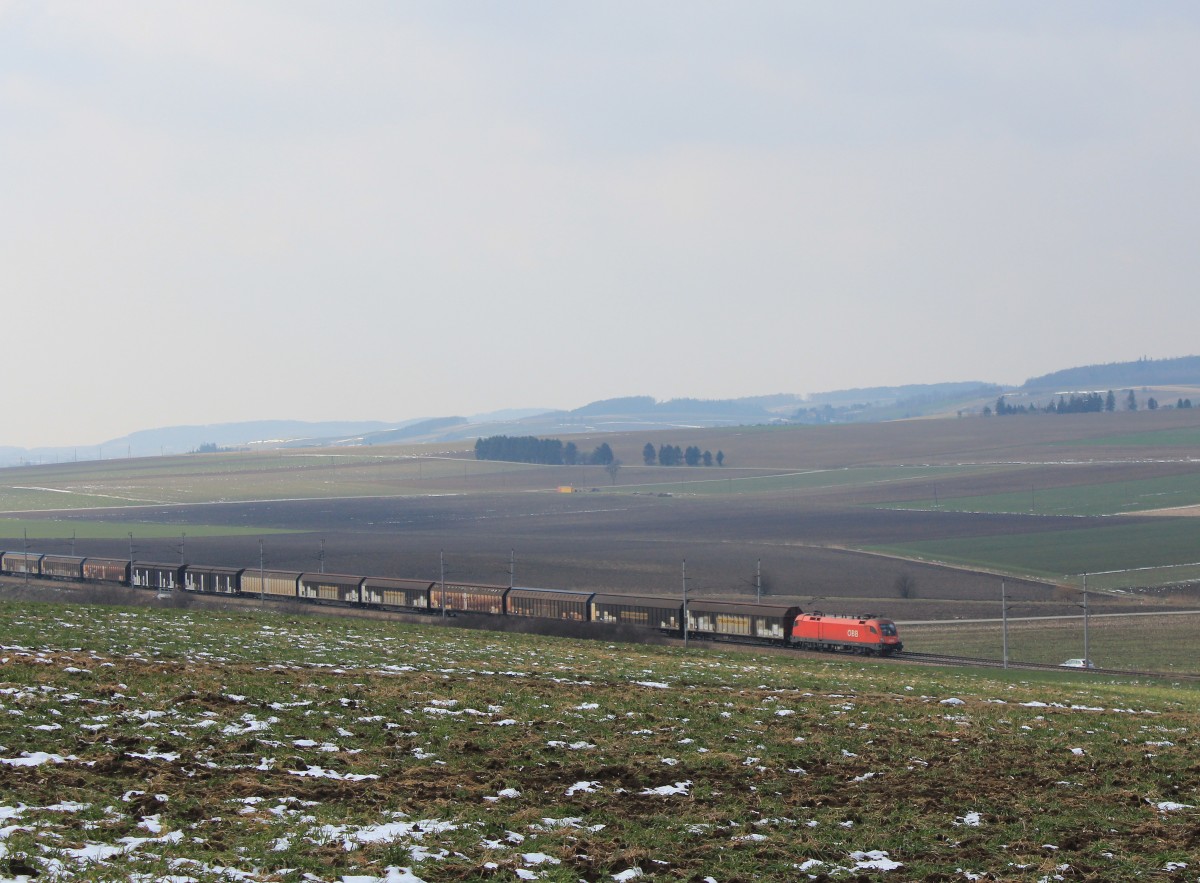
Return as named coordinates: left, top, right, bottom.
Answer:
left=0, top=550, right=903, bottom=655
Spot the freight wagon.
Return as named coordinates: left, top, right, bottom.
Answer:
left=132, top=563, right=182, bottom=591
left=506, top=587, right=593, bottom=621
left=361, top=577, right=434, bottom=610
left=590, top=594, right=682, bottom=631
left=241, top=569, right=302, bottom=599
left=184, top=565, right=243, bottom=595
left=299, top=572, right=364, bottom=604
left=687, top=601, right=801, bottom=643
left=82, top=557, right=131, bottom=583
left=0, top=551, right=42, bottom=575
left=40, top=555, right=86, bottom=580
left=430, top=582, right=507, bottom=615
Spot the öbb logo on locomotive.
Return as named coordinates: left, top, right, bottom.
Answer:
left=0, top=551, right=903, bottom=656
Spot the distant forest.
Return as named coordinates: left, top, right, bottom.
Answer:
left=990, top=390, right=1193, bottom=416
left=474, top=435, right=613, bottom=466
left=1022, top=355, right=1200, bottom=391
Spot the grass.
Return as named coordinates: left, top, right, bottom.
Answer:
left=903, top=612, right=1200, bottom=672
left=0, top=450, right=508, bottom=511
left=0, top=518, right=294, bottom=541
left=611, top=465, right=987, bottom=497
left=867, top=518, right=1200, bottom=581
left=1, top=595, right=1197, bottom=882
left=1062, top=426, right=1200, bottom=447
left=884, top=469, right=1200, bottom=516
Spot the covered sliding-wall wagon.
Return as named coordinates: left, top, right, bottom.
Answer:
left=241, top=569, right=301, bottom=599
left=590, top=594, right=682, bottom=631
left=506, top=587, right=594, bottom=621
left=40, top=555, right=86, bottom=580
left=183, top=565, right=243, bottom=594
left=82, top=557, right=130, bottom=583
left=361, top=577, right=433, bottom=610
left=686, top=601, right=799, bottom=641
left=0, top=552, right=43, bottom=575
left=429, top=582, right=507, bottom=614
left=298, top=572, right=363, bottom=604
left=132, top=563, right=182, bottom=590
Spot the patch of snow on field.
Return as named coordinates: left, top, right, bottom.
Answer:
left=851, top=850, right=903, bottom=871
left=340, top=869, right=428, bottom=883
left=0, top=752, right=74, bottom=767
left=287, top=765, right=379, bottom=781
left=1152, top=801, right=1194, bottom=812
left=640, top=781, right=691, bottom=796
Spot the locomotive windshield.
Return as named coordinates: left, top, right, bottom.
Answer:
left=880, top=623, right=897, bottom=636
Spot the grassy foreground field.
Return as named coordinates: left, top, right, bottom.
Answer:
left=1, top=597, right=1197, bottom=882
left=903, top=613, right=1200, bottom=673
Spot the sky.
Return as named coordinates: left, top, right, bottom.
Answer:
left=3, top=2, right=1200, bottom=448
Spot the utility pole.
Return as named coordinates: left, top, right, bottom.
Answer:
left=319, top=539, right=326, bottom=574
left=23, top=529, right=28, bottom=586
left=509, top=550, right=515, bottom=590
left=259, top=540, right=265, bottom=608
left=440, top=550, right=446, bottom=620
left=180, top=533, right=186, bottom=566
left=682, top=559, right=688, bottom=649
left=1082, top=573, right=1090, bottom=664
left=1001, top=579, right=1008, bottom=669
left=756, top=559, right=762, bottom=604
left=129, top=533, right=134, bottom=583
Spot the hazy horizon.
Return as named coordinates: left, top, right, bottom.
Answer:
left=5, top=3, right=1199, bottom=447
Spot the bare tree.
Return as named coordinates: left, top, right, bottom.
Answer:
left=604, top=459, right=622, bottom=485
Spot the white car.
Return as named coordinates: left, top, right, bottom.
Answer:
left=1060, top=658, right=1096, bottom=669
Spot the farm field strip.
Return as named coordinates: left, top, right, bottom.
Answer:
left=0, top=518, right=296, bottom=541
left=610, top=464, right=995, bottom=497
left=0, top=599, right=1197, bottom=882
left=884, top=467, right=1200, bottom=516
left=1060, top=426, right=1200, bottom=447
left=865, top=517, right=1200, bottom=583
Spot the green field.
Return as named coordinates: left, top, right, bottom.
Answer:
left=1063, top=426, right=1200, bottom=447
left=1, top=596, right=1197, bottom=882
left=611, top=464, right=986, bottom=496
left=886, top=469, right=1200, bottom=516
left=868, top=518, right=1200, bottom=582
left=0, top=518, right=294, bottom=541
left=903, top=612, right=1200, bottom=672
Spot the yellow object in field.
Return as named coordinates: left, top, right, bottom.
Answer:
left=557, top=485, right=576, bottom=493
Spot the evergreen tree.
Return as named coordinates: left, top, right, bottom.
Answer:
left=716, top=450, right=725, bottom=466
left=1126, top=390, right=1137, bottom=411
left=590, top=442, right=614, bottom=466
left=1105, top=390, right=1116, bottom=412
left=702, top=450, right=713, bottom=467
left=642, top=442, right=656, bottom=465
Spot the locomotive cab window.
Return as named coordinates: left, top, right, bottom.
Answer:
left=869, top=626, right=878, bottom=634
left=880, top=623, right=897, bottom=636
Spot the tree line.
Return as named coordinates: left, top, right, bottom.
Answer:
left=643, top=443, right=724, bottom=467
left=987, top=390, right=1192, bottom=416
left=474, top=435, right=614, bottom=466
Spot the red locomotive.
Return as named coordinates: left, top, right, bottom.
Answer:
left=790, top=612, right=903, bottom=655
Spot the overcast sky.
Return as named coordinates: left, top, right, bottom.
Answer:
left=4, top=2, right=1199, bottom=448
